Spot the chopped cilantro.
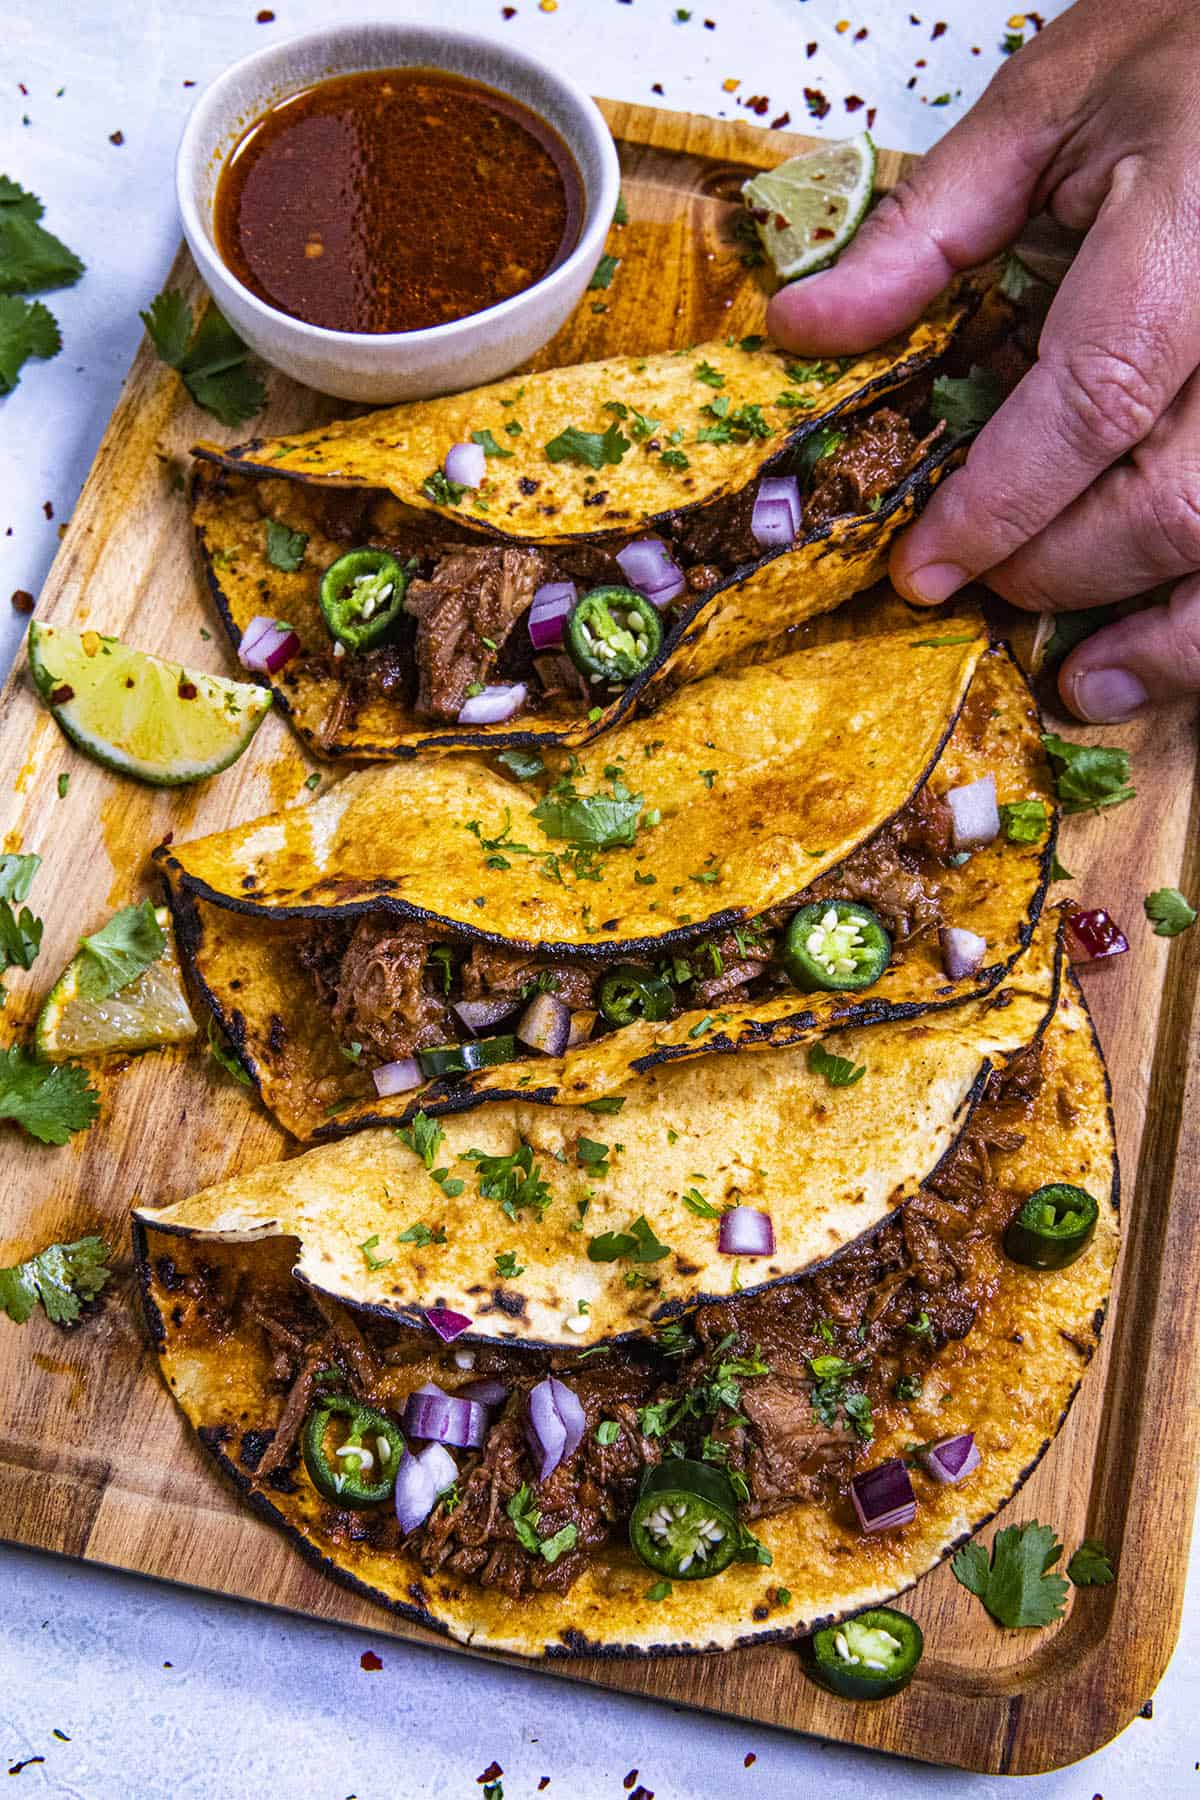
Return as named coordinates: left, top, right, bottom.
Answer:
left=397, top=1222, right=447, bottom=1247
left=808, top=1041, right=866, bottom=1088
left=77, top=900, right=166, bottom=1001
left=1041, top=734, right=1135, bottom=814
left=694, top=360, right=725, bottom=388
left=398, top=1110, right=445, bottom=1170
left=910, top=633, right=978, bottom=648
left=808, top=1354, right=874, bottom=1440
left=506, top=1482, right=542, bottom=1553
left=595, top=1420, right=620, bottom=1446
left=543, top=421, right=630, bottom=468
left=0, top=852, right=42, bottom=1003
left=56, top=772, right=69, bottom=799
left=1050, top=853, right=1073, bottom=882
left=1066, top=1539, right=1115, bottom=1587
left=532, top=771, right=644, bottom=849
left=613, top=192, right=628, bottom=226
left=929, top=365, right=1006, bottom=434
left=471, top=428, right=513, bottom=459
left=0, top=1045, right=99, bottom=1145
left=422, top=469, right=466, bottom=506
left=304, top=771, right=321, bottom=791
left=498, top=748, right=545, bottom=782
left=1144, top=887, right=1196, bottom=937
left=494, top=1249, right=525, bottom=1279
left=206, top=1017, right=251, bottom=1086
left=681, top=1187, right=720, bottom=1219
left=660, top=448, right=690, bottom=471
left=904, top=1310, right=933, bottom=1340
left=358, top=1233, right=391, bottom=1272
left=0, top=1233, right=111, bottom=1324
left=466, top=1141, right=552, bottom=1220
left=539, top=1523, right=578, bottom=1564
left=584, top=1095, right=625, bottom=1115
left=645, top=1580, right=673, bottom=1600
left=998, top=799, right=1048, bottom=844
left=952, top=1520, right=1068, bottom=1627
left=588, top=254, right=620, bottom=290
left=141, top=290, right=265, bottom=426
left=587, top=1215, right=670, bottom=1264
left=576, top=1135, right=611, bottom=1176
left=264, top=519, right=307, bottom=572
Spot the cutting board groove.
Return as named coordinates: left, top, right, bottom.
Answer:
left=0, top=99, right=1196, bottom=1777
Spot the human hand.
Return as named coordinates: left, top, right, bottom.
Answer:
left=765, top=0, right=1200, bottom=723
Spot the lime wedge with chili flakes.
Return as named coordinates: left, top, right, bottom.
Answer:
left=741, top=132, right=876, bottom=281
left=27, top=620, right=272, bottom=786
left=36, top=906, right=198, bottom=1060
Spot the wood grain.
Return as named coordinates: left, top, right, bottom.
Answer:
left=0, top=99, right=1196, bottom=1777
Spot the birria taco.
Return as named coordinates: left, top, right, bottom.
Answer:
left=133, top=963, right=1117, bottom=1657
left=158, top=618, right=1055, bottom=1140
left=192, top=269, right=1005, bottom=759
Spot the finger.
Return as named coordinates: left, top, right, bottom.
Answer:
left=765, top=61, right=1060, bottom=355
left=890, top=171, right=1200, bottom=606
left=1059, top=573, right=1200, bottom=720
left=984, top=369, right=1200, bottom=611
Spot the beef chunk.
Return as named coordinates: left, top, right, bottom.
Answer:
left=670, top=486, right=760, bottom=571
left=406, top=546, right=554, bottom=720
left=806, top=408, right=943, bottom=529
left=461, top=944, right=597, bottom=1012
left=300, top=917, right=451, bottom=1061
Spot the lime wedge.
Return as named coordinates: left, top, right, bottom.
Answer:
left=742, top=133, right=876, bottom=281
left=36, top=906, right=198, bottom=1059
left=28, top=621, right=272, bottom=786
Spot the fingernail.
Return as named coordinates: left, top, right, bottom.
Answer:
left=903, top=561, right=969, bottom=605
left=1072, top=668, right=1148, bottom=723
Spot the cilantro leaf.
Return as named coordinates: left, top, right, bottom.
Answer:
left=506, top=1482, right=542, bottom=1552
left=1041, top=733, right=1135, bottom=814
left=588, top=254, right=620, bottom=290
left=1144, top=887, right=1196, bottom=937
left=498, top=748, right=545, bottom=782
left=584, top=1096, right=625, bottom=1115
left=471, top=427, right=513, bottom=459
left=1037, top=605, right=1114, bottom=672
left=422, top=469, right=466, bottom=506
left=0, top=177, right=43, bottom=220
left=186, top=362, right=267, bottom=428
left=587, top=1214, right=669, bottom=1264
left=0, top=201, right=85, bottom=296
left=139, top=289, right=193, bottom=368
left=140, top=290, right=266, bottom=427
left=77, top=900, right=166, bottom=1001
left=264, top=518, right=308, bottom=572
left=0, top=851, right=43, bottom=1004
left=1066, top=1538, right=1115, bottom=1588
left=397, top=1221, right=446, bottom=1247
left=694, top=360, right=725, bottom=388
left=998, top=798, right=1048, bottom=844
left=206, top=1016, right=252, bottom=1085
left=532, top=779, right=644, bottom=848
left=0, top=855, right=39, bottom=907
left=0, top=1234, right=112, bottom=1325
left=0, top=1046, right=99, bottom=1145
left=465, top=1141, right=552, bottom=1220
left=930, top=365, right=1006, bottom=434
left=398, top=1110, right=446, bottom=1170
left=494, top=1249, right=525, bottom=1278
left=538, top=1523, right=578, bottom=1563
left=808, top=1041, right=866, bottom=1088
left=543, top=421, right=631, bottom=468
left=0, top=295, right=62, bottom=395
left=951, top=1520, right=1068, bottom=1627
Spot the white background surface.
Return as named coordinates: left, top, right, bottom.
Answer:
left=1, top=0, right=1197, bottom=1793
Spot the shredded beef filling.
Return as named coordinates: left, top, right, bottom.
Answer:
left=294, top=786, right=954, bottom=1073
left=214, top=1045, right=1039, bottom=1599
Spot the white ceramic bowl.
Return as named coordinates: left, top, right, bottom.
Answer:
left=176, top=23, right=620, bottom=403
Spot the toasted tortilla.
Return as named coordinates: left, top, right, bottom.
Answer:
left=192, top=275, right=994, bottom=759
left=158, top=626, right=1054, bottom=1140
left=134, top=917, right=1060, bottom=1347
left=135, top=974, right=1117, bottom=1657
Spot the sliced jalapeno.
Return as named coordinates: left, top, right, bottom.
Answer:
left=417, top=1034, right=520, bottom=1079
left=803, top=1606, right=924, bottom=1700
left=565, top=586, right=664, bottom=686
left=628, top=1458, right=740, bottom=1580
left=302, top=1394, right=404, bottom=1508
left=1004, top=1183, right=1098, bottom=1270
left=319, top=548, right=411, bottom=652
left=597, top=964, right=676, bottom=1027
left=782, top=900, right=892, bottom=993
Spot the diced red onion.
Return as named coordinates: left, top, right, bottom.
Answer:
left=238, top=615, right=300, bottom=675
left=616, top=537, right=686, bottom=606
left=851, top=1458, right=917, bottom=1533
left=946, top=774, right=1000, bottom=851
left=940, top=926, right=988, bottom=981
left=401, top=1382, right=488, bottom=1448
left=566, top=1008, right=597, bottom=1048
left=425, top=1307, right=472, bottom=1345
left=718, top=1205, right=776, bottom=1256
left=750, top=475, right=802, bottom=548
left=529, top=581, right=577, bottom=650
left=372, top=1057, right=424, bottom=1097
left=444, top=441, right=485, bottom=489
left=1065, top=906, right=1129, bottom=964
left=457, top=1378, right=510, bottom=1408
left=457, top=683, right=528, bottom=726
left=454, top=997, right=519, bottom=1034
left=395, top=1441, right=459, bottom=1533
left=918, top=1432, right=981, bottom=1485
left=525, top=1376, right=586, bottom=1482
left=517, top=991, right=572, bottom=1056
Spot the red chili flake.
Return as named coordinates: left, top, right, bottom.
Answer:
left=769, top=111, right=791, bottom=129
left=1028, top=10, right=1045, bottom=26
left=741, top=94, right=769, bottom=116
left=477, top=1764, right=504, bottom=1785
left=623, top=1776, right=638, bottom=1793
left=909, top=11, right=920, bottom=20
left=49, top=684, right=74, bottom=705
left=183, top=79, right=196, bottom=87
left=42, top=500, right=53, bottom=519
left=10, top=589, right=34, bottom=613
left=915, top=58, right=927, bottom=67
left=812, top=226, right=835, bottom=241
left=971, top=45, right=981, bottom=54
left=906, top=76, right=917, bottom=88
left=866, top=106, right=876, bottom=127
left=803, top=87, right=830, bottom=119
left=744, top=1753, right=757, bottom=1767
left=854, top=26, right=868, bottom=39
left=109, top=130, right=124, bottom=145
left=704, top=17, right=715, bottom=27
left=17, top=83, right=28, bottom=96
left=844, top=94, right=864, bottom=111
left=256, top=7, right=275, bottom=19
left=502, top=4, right=517, bottom=13
left=931, top=19, right=947, bottom=37
left=538, top=1783, right=550, bottom=1793
left=806, top=41, right=817, bottom=56
left=359, top=1649, right=383, bottom=1671
left=630, top=1789, right=654, bottom=1800
left=651, top=82, right=664, bottom=94
left=177, top=680, right=198, bottom=701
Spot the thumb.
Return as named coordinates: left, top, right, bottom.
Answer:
left=765, top=73, right=1057, bottom=356
left=1059, top=576, right=1200, bottom=721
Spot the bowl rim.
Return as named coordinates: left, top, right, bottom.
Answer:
left=175, top=20, right=621, bottom=350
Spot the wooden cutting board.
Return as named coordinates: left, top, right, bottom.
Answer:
left=1, top=98, right=1197, bottom=1778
